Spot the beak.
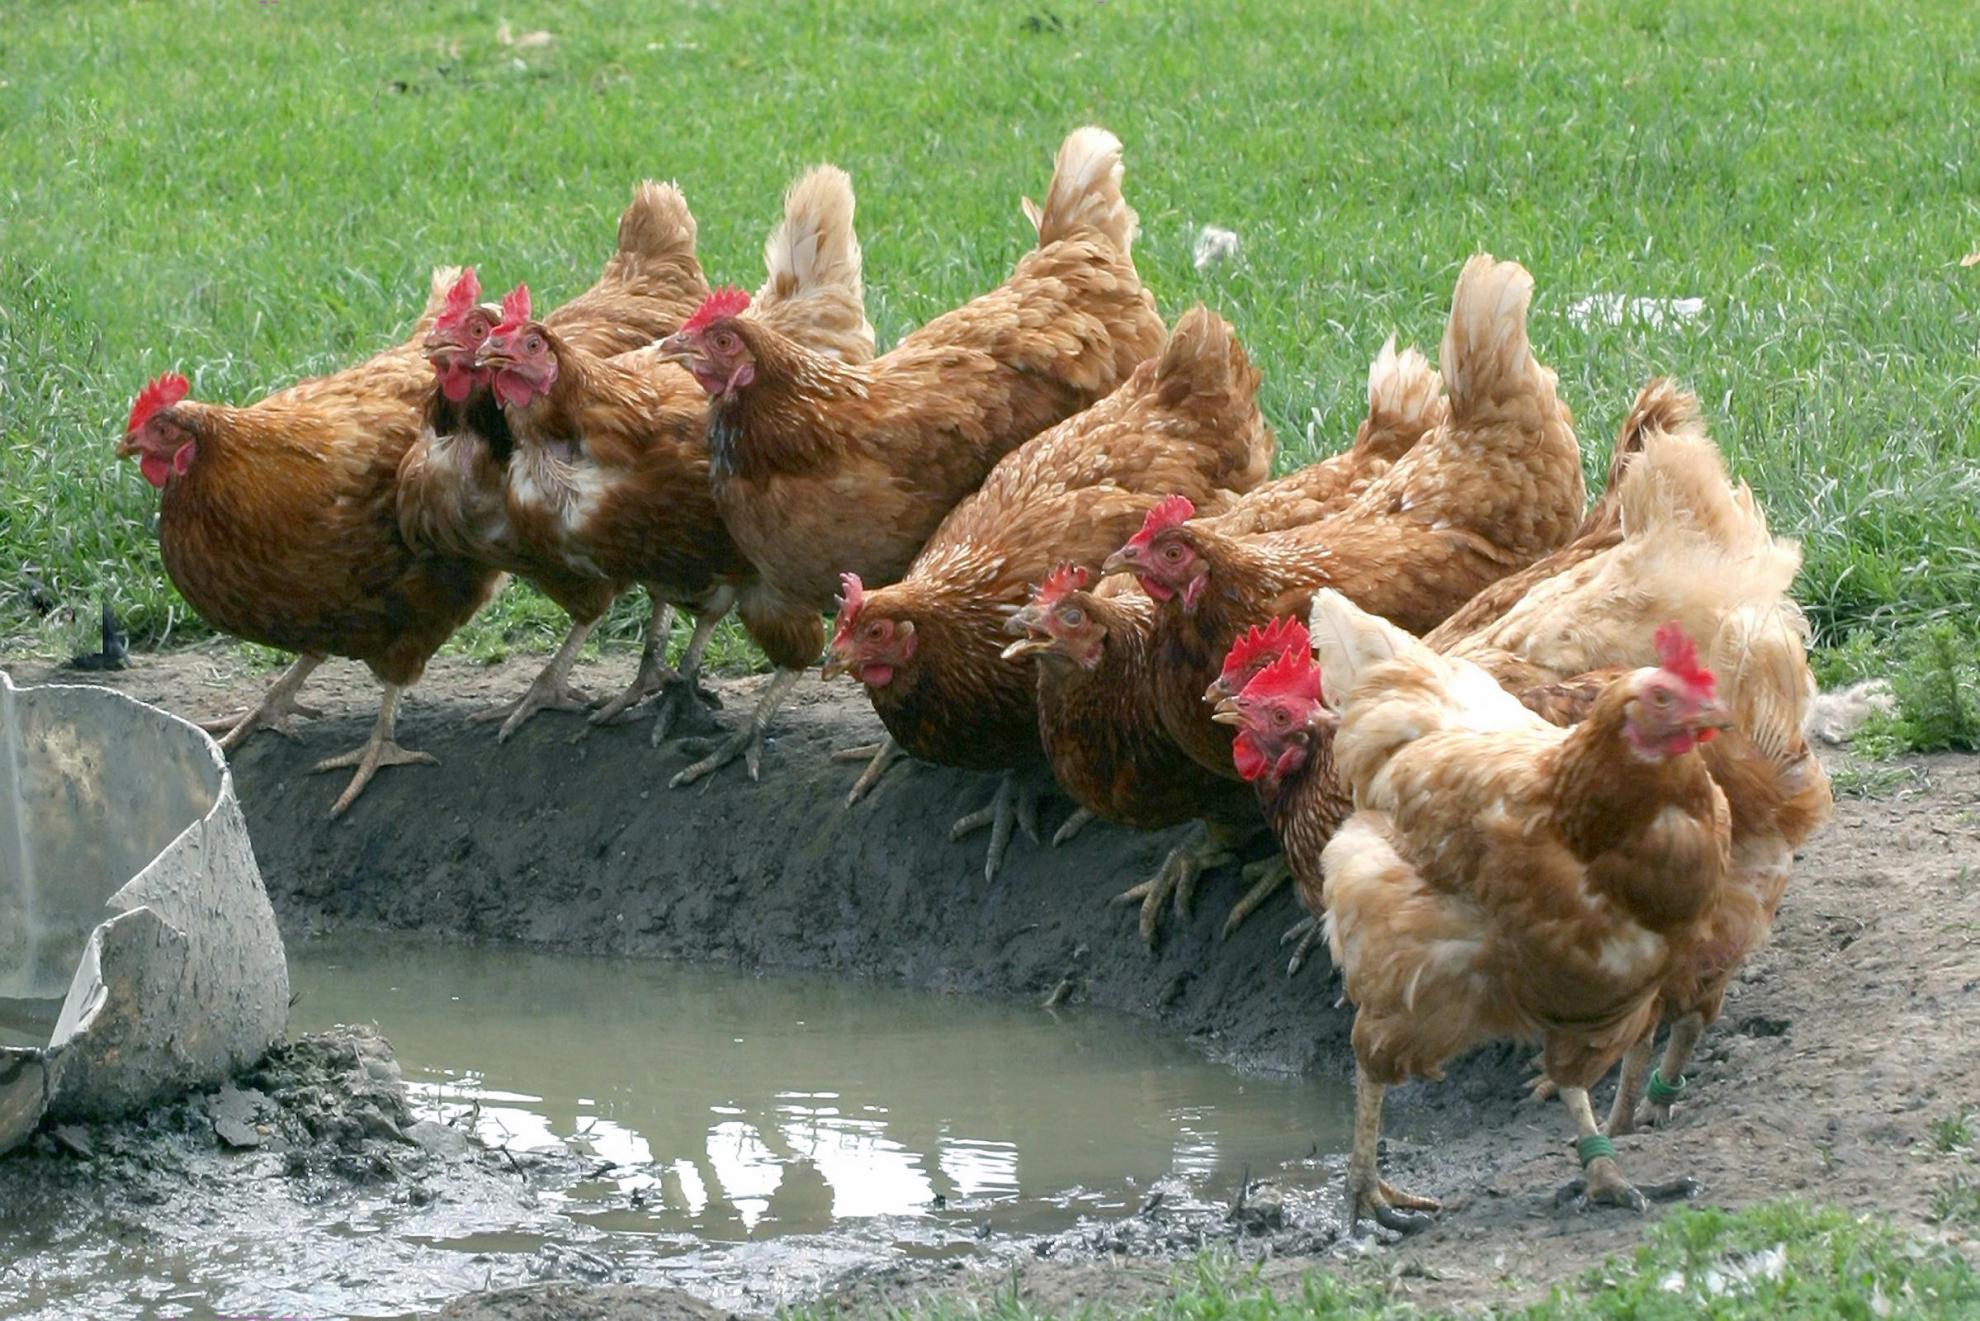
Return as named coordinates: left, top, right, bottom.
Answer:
left=1692, top=698, right=1734, bottom=733
left=1202, top=676, right=1232, bottom=705
left=475, top=341, right=518, bottom=370
left=654, top=331, right=697, bottom=367
left=1099, top=548, right=1135, bottom=578
left=114, top=433, right=138, bottom=458
left=1210, top=697, right=1245, bottom=726
left=820, top=657, right=852, bottom=681
left=1000, top=636, right=1052, bottom=661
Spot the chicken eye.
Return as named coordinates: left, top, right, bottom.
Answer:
left=714, top=332, right=737, bottom=352
left=1272, top=707, right=1291, bottom=727
left=864, top=621, right=884, bottom=639
left=1059, top=606, right=1084, bottom=626
left=1162, top=545, right=1182, bottom=562
left=525, top=335, right=544, bottom=353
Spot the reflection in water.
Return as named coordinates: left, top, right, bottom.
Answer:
left=287, top=938, right=1350, bottom=1245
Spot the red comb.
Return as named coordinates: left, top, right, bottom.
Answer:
left=494, top=282, right=533, bottom=334
left=1240, top=643, right=1322, bottom=706
left=1124, top=494, right=1196, bottom=551
left=127, top=372, right=190, bottom=435
left=835, top=572, right=865, bottom=620
left=1033, top=563, right=1091, bottom=608
left=1222, top=616, right=1309, bottom=685
left=434, top=267, right=482, bottom=332
left=1654, top=621, right=1716, bottom=697
left=682, top=286, right=751, bottom=335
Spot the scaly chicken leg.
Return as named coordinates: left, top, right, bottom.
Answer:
left=950, top=769, right=1052, bottom=882
left=313, top=683, right=437, bottom=817
left=670, top=668, right=801, bottom=786
left=200, top=654, right=325, bottom=749
left=1345, top=1070, right=1440, bottom=1235
left=836, top=735, right=908, bottom=806
left=1556, top=1084, right=1699, bottom=1211
left=1608, top=1012, right=1704, bottom=1136
left=1221, top=854, right=1292, bottom=939
left=472, top=619, right=596, bottom=742
left=587, top=598, right=676, bottom=729
left=646, top=603, right=727, bottom=745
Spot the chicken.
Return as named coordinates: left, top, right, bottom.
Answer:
left=653, top=126, right=1164, bottom=787
left=1102, top=254, right=1582, bottom=936
left=823, top=307, right=1271, bottom=879
left=396, top=182, right=715, bottom=736
left=1302, top=589, right=1733, bottom=1231
left=1002, top=567, right=1276, bottom=941
left=473, top=166, right=875, bottom=743
left=1417, top=391, right=1829, bottom=1132
left=1599, top=603, right=1833, bottom=1136
left=1234, top=381, right=1715, bottom=976
left=1208, top=616, right=1349, bottom=974
left=116, top=267, right=503, bottom=816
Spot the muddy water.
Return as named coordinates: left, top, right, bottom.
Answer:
left=288, top=936, right=1348, bottom=1307
left=291, top=937, right=1348, bottom=1221
left=0, top=940, right=1350, bottom=1319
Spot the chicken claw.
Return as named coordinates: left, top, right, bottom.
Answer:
left=1221, top=854, right=1292, bottom=939
left=1281, top=915, right=1325, bottom=978
left=472, top=674, right=592, bottom=743
left=836, top=736, right=907, bottom=806
left=1113, top=821, right=1238, bottom=949
left=1556, top=1084, right=1697, bottom=1214
left=201, top=654, right=325, bottom=750
left=473, top=618, right=594, bottom=742
left=670, top=668, right=800, bottom=787
left=312, top=683, right=436, bottom=818
left=950, top=771, right=1047, bottom=882
left=1050, top=807, right=1095, bottom=847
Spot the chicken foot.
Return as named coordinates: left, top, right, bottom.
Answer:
left=1280, top=915, right=1325, bottom=978
left=1222, top=854, right=1293, bottom=939
left=647, top=606, right=727, bottom=746
left=836, top=735, right=908, bottom=806
left=585, top=599, right=677, bottom=729
left=312, top=682, right=437, bottom=818
left=1114, top=820, right=1243, bottom=949
left=200, top=654, right=324, bottom=750
left=1050, top=807, right=1095, bottom=846
left=1344, top=1070, right=1440, bottom=1236
left=950, top=770, right=1049, bottom=882
left=1554, top=1084, right=1700, bottom=1212
left=670, top=667, right=801, bottom=787
left=1608, top=1012, right=1704, bottom=1136
left=472, top=618, right=596, bottom=742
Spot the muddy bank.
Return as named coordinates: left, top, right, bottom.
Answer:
left=5, top=647, right=1979, bottom=1314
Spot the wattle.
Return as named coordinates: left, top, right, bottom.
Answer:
left=1231, top=730, right=1269, bottom=782
left=139, top=453, right=172, bottom=488
left=1139, top=576, right=1175, bottom=603
left=860, top=664, right=895, bottom=687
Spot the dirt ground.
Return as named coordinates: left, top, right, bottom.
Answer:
left=6, top=644, right=1978, bottom=1316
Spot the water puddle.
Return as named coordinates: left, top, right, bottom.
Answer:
left=1, top=937, right=1354, bottom=1317
left=0, top=996, right=61, bottom=1051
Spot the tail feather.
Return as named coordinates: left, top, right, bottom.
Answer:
left=1028, top=126, right=1137, bottom=254
left=1356, top=335, right=1446, bottom=462
left=615, top=180, right=700, bottom=271
left=750, top=164, right=875, bottom=364
left=1618, top=426, right=1793, bottom=590
left=1154, top=305, right=1254, bottom=408
left=1711, top=603, right=1816, bottom=769
left=1439, top=254, right=1542, bottom=427
left=1608, top=377, right=1700, bottom=492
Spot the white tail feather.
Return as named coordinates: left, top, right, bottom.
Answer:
left=1030, top=126, right=1137, bottom=253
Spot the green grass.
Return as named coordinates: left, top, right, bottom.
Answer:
left=4, top=0, right=1978, bottom=683
left=796, top=1201, right=1979, bottom=1320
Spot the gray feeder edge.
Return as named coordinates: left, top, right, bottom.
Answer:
left=0, top=671, right=289, bottom=1154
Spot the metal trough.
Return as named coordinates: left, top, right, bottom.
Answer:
left=0, top=671, right=288, bottom=1154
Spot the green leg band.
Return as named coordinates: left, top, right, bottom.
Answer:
left=1577, top=1134, right=1618, bottom=1166
left=1646, top=1069, right=1688, bottom=1105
